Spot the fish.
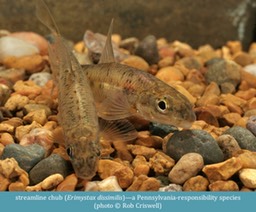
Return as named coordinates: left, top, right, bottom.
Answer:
left=36, top=0, right=138, bottom=179
left=83, top=20, right=196, bottom=129
left=36, top=0, right=100, bottom=179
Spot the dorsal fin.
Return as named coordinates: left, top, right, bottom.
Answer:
left=99, top=19, right=115, bottom=64
left=36, top=0, right=60, bottom=36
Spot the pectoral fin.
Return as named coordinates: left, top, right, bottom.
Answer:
left=99, top=19, right=115, bottom=64
left=99, top=118, right=138, bottom=141
left=97, top=89, right=133, bottom=120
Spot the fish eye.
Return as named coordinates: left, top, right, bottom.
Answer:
left=156, top=98, right=169, bottom=113
left=66, top=146, right=73, bottom=159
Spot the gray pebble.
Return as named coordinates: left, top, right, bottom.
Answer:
left=149, top=122, right=178, bottom=138
left=246, top=115, right=256, bottom=136
left=205, top=58, right=241, bottom=93
left=166, top=129, right=224, bottom=164
left=29, top=154, right=72, bottom=185
left=223, top=126, right=256, bottom=151
left=135, top=35, right=159, bottom=65
left=1, top=143, right=45, bottom=172
left=29, top=72, right=52, bottom=87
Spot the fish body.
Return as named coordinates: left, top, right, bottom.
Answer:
left=36, top=0, right=100, bottom=179
left=84, top=62, right=196, bottom=128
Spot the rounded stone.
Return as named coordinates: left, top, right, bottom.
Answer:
left=29, top=154, right=72, bottom=185
left=29, top=72, right=52, bottom=87
left=149, top=122, right=178, bottom=138
left=134, top=35, right=159, bottom=65
left=168, top=153, right=204, bottom=184
left=166, top=129, right=224, bottom=164
left=205, top=58, right=241, bottom=93
left=246, top=115, right=256, bottom=136
left=223, top=126, right=256, bottom=151
left=1, top=143, right=45, bottom=172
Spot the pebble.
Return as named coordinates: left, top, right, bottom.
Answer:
left=121, top=55, right=149, bottom=72
left=156, top=66, right=185, bottom=83
left=202, top=157, right=242, bottom=182
left=127, top=144, right=156, bottom=159
left=15, top=121, right=42, bottom=141
left=29, top=154, right=72, bottom=185
left=126, top=175, right=160, bottom=191
left=209, top=180, right=239, bottom=191
left=168, top=153, right=204, bottom=184
left=149, top=151, right=175, bottom=175
left=244, top=64, right=256, bottom=76
left=223, top=126, right=256, bottom=151
left=0, top=67, right=26, bottom=83
left=183, top=175, right=209, bottom=191
left=1, top=143, right=45, bottom=172
left=97, top=159, right=134, bottom=189
left=29, top=72, right=52, bottom=87
left=4, top=94, right=29, bottom=111
left=233, top=52, right=253, bottom=67
left=13, top=80, right=42, bottom=97
left=149, top=122, right=178, bottom=138
left=0, top=132, right=15, bottom=145
left=166, top=129, right=224, bottom=164
left=134, top=35, right=159, bottom=65
left=0, top=36, right=39, bottom=62
left=246, top=115, right=256, bottom=136
left=216, top=134, right=241, bottom=159
left=0, top=143, right=4, bottom=157
left=41, top=173, right=64, bottom=190
left=135, top=131, right=163, bottom=149
left=205, top=59, right=241, bottom=93
left=85, top=176, right=122, bottom=191
left=236, top=150, right=256, bottom=168
left=226, top=40, right=242, bottom=54
left=119, top=37, right=139, bottom=53
left=0, top=158, right=29, bottom=191
left=9, top=31, right=48, bottom=56
left=19, top=128, right=54, bottom=154
left=56, top=174, right=78, bottom=191
left=132, top=155, right=150, bottom=176
left=0, top=117, right=23, bottom=134
left=239, top=168, right=256, bottom=189
left=23, top=109, right=48, bottom=125
left=159, top=184, right=183, bottom=192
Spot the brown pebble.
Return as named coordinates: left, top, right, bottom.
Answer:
left=126, top=175, right=160, bottom=191
left=226, top=41, right=242, bottom=55
left=8, top=181, right=26, bottom=191
left=235, top=88, right=256, bottom=100
left=158, top=57, right=174, bottom=68
left=239, top=168, right=256, bottom=189
left=216, top=134, right=241, bottom=159
left=127, top=144, right=156, bottom=159
left=240, top=186, right=253, bottom=191
left=23, top=109, right=48, bottom=125
left=209, top=180, right=239, bottom=191
left=4, top=94, right=29, bottom=111
left=168, top=153, right=204, bottom=184
left=13, top=80, right=42, bottom=97
left=135, top=131, right=163, bottom=149
left=132, top=155, right=150, bottom=176
left=113, top=140, right=133, bottom=162
left=15, top=121, right=42, bottom=141
left=98, top=159, right=134, bottom=189
left=183, top=175, right=209, bottom=191
left=222, top=113, right=242, bottom=126
left=236, top=150, right=256, bottom=169
left=41, top=174, right=64, bottom=190
left=56, top=174, right=78, bottom=191
left=202, top=157, right=242, bottom=182
left=0, top=132, right=14, bottom=145
left=0, top=143, right=4, bottom=156
left=121, top=55, right=149, bottom=72
left=0, top=174, right=10, bottom=191
left=149, top=151, right=175, bottom=175
left=156, top=66, right=184, bottom=83
left=233, top=52, right=253, bottom=67
left=3, top=55, right=46, bottom=74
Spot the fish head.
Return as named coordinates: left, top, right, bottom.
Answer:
left=137, top=86, right=196, bottom=128
left=66, top=136, right=100, bottom=179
